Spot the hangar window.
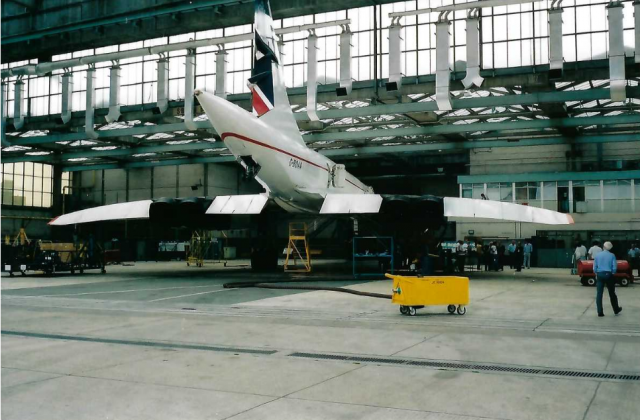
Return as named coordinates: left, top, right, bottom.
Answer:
left=604, top=180, right=632, bottom=213
left=1, top=163, right=54, bottom=208
left=515, top=182, right=539, bottom=206
left=461, top=184, right=472, bottom=199
left=486, top=182, right=513, bottom=202
left=472, top=184, right=485, bottom=200
left=542, top=181, right=557, bottom=211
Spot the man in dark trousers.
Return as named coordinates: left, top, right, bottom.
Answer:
left=515, top=242, right=524, bottom=273
left=497, top=242, right=506, bottom=271
left=594, top=241, right=622, bottom=317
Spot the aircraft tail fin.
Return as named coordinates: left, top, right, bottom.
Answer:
left=251, top=0, right=306, bottom=147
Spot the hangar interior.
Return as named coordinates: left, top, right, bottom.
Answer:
left=2, top=0, right=639, bottom=268
left=2, top=2, right=640, bottom=420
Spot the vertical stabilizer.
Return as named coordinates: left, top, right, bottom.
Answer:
left=251, top=0, right=306, bottom=146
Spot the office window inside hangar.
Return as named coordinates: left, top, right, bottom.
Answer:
left=461, top=179, right=637, bottom=214
left=1, top=163, right=72, bottom=208
left=2, top=163, right=52, bottom=208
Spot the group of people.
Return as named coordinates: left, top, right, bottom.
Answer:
left=453, top=239, right=533, bottom=273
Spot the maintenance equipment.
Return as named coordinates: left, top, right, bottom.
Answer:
left=284, top=222, right=311, bottom=272
left=2, top=239, right=106, bottom=276
left=186, top=230, right=213, bottom=267
left=577, top=260, right=634, bottom=287
left=353, top=236, right=394, bottom=278
left=386, top=273, right=469, bottom=316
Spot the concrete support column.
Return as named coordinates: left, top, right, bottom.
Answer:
left=13, top=79, right=25, bottom=130
left=607, top=2, right=626, bottom=101
left=436, top=19, right=452, bottom=111
left=106, top=65, right=122, bottom=123
left=386, top=20, right=403, bottom=92
left=52, top=165, right=63, bottom=216
left=1, top=82, right=7, bottom=146
left=85, top=66, right=98, bottom=139
left=184, top=50, right=197, bottom=130
left=155, top=58, right=169, bottom=115
left=549, top=6, right=564, bottom=79
left=635, top=1, right=640, bottom=64
left=306, top=32, right=319, bottom=121
left=60, top=73, right=73, bottom=124
left=462, top=16, right=484, bottom=89
left=337, top=27, right=352, bottom=96
left=568, top=181, right=574, bottom=213
left=215, top=50, right=228, bottom=99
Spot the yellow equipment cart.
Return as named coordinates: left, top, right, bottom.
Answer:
left=385, top=273, right=469, bottom=316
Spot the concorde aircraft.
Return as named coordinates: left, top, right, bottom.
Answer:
left=50, top=0, right=573, bottom=230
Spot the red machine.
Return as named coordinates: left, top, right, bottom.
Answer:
left=577, top=260, right=634, bottom=287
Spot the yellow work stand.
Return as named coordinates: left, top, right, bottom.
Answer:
left=284, top=222, right=311, bottom=273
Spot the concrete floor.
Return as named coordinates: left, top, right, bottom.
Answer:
left=2, top=261, right=639, bottom=420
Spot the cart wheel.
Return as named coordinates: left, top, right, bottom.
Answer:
left=580, top=277, right=588, bottom=286
left=620, top=278, right=629, bottom=287
left=457, top=306, right=467, bottom=315
left=400, top=306, right=408, bottom=315
left=447, top=305, right=456, bottom=314
left=587, top=277, right=596, bottom=287
left=408, top=307, right=417, bottom=316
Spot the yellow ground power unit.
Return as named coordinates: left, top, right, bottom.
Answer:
left=385, top=274, right=469, bottom=316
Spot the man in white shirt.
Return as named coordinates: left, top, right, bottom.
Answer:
left=588, top=241, right=603, bottom=260
left=575, top=242, right=587, bottom=261
left=455, top=240, right=467, bottom=273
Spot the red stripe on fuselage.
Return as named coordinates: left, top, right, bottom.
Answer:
left=220, top=132, right=366, bottom=192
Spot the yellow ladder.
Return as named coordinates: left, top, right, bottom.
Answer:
left=187, top=230, right=212, bottom=267
left=284, top=222, right=311, bottom=272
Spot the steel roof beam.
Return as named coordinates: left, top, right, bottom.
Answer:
left=56, top=133, right=640, bottom=172
left=7, top=86, right=638, bottom=148
left=4, top=111, right=639, bottom=152
left=305, top=114, right=640, bottom=142
left=293, top=87, right=640, bottom=122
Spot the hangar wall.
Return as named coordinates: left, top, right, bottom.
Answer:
left=456, top=141, right=640, bottom=267
left=469, top=142, right=640, bottom=175
left=72, top=163, right=261, bottom=210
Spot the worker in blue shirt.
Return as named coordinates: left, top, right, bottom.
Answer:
left=593, top=241, right=622, bottom=317
left=523, top=240, right=533, bottom=269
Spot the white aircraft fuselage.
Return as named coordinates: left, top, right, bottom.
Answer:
left=195, top=90, right=371, bottom=213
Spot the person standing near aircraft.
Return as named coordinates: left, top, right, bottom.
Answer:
left=514, top=242, right=524, bottom=273
left=523, top=239, right=533, bottom=269
left=498, top=242, right=506, bottom=271
left=594, top=241, right=622, bottom=317
left=589, top=241, right=603, bottom=260
left=574, top=242, right=587, bottom=262
left=476, top=243, right=484, bottom=271
left=455, top=240, right=467, bottom=273
left=507, top=240, right=517, bottom=269
left=628, top=243, right=640, bottom=277
left=490, top=242, right=499, bottom=271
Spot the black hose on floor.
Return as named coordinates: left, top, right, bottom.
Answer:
left=223, top=280, right=392, bottom=300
